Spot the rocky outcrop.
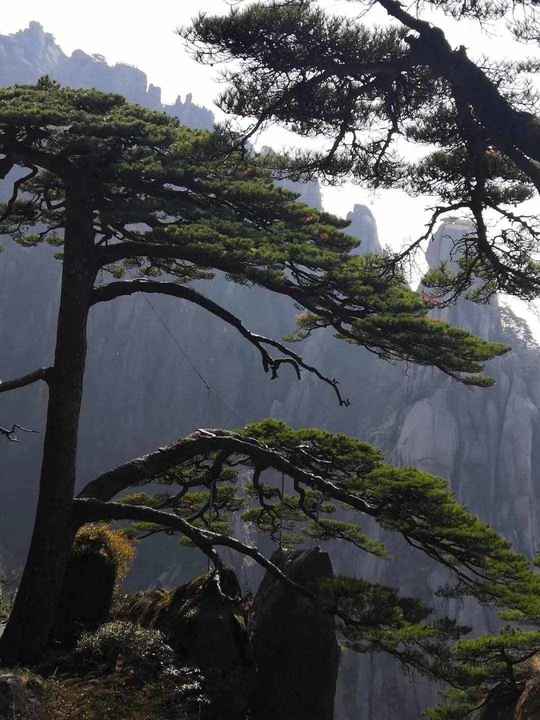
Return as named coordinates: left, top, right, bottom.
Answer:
left=251, top=549, right=340, bottom=720
left=53, top=545, right=116, bottom=647
left=347, top=204, right=382, bottom=255
left=123, top=570, right=253, bottom=720
left=515, top=674, right=540, bottom=720
left=123, top=555, right=339, bottom=720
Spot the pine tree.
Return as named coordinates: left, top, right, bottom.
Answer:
left=0, top=78, right=516, bottom=666
left=185, top=0, right=540, bottom=303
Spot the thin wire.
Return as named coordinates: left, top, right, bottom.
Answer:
left=141, top=294, right=244, bottom=422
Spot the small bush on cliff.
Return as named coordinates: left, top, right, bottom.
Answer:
left=43, top=668, right=207, bottom=720
left=53, top=525, right=136, bottom=646
left=73, top=524, right=136, bottom=587
left=75, top=621, right=176, bottom=682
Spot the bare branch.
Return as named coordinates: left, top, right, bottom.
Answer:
left=0, top=155, right=14, bottom=181
left=0, top=166, right=38, bottom=222
left=0, top=367, right=51, bottom=395
left=0, top=424, right=38, bottom=442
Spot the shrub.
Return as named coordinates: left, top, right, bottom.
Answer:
left=53, top=526, right=136, bottom=646
left=73, top=524, right=136, bottom=586
left=74, top=621, right=176, bottom=682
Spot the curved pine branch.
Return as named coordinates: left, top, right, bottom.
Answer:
left=91, top=279, right=349, bottom=405
left=72, top=497, right=313, bottom=598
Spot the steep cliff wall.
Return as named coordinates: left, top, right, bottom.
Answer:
left=2, top=24, right=540, bottom=719
left=330, top=223, right=540, bottom=720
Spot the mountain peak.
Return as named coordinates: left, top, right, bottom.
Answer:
left=346, top=204, right=382, bottom=255
left=426, top=217, right=474, bottom=270
left=0, top=23, right=214, bottom=130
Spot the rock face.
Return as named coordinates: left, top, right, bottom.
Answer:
left=3, top=23, right=540, bottom=720
left=53, top=547, right=116, bottom=647
left=251, top=549, right=340, bottom=720
left=481, top=684, right=521, bottom=720
left=515, top=674, right=540, bottom=720
left=347, top=204, right=381, bottom=255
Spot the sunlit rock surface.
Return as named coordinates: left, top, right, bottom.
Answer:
left=0, top=23, right=213, bottom=129
left=251, top=549, right=339, bottom=720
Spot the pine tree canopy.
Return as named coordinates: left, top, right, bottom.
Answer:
left=74, top=418, right=540, bottom=685
left=0, top=80, right=530, bottom=677
left=185, top=0, right=540, bottom=302
left=0, top=79, right=507, bottom=388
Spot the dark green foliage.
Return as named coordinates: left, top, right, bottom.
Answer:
left=103, top=419, right=540, bottom=686
left=426, top=627, right=540, bottom=718
left=0, top=80, right=507, bottom=387
left=186, top=0, right=540, bottom=302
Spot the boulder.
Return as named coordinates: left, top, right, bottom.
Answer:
left=123, top=568, right=254, bottom=720
left=480, top=657, right=540, bottom=720
left=515, top=674, right=540, bottom=720
left=251, top=548, right=340, bottom=720
left=480, top=683, right=521, bottom=720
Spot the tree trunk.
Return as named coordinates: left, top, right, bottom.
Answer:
left=0, top=188, right=95, bottom=664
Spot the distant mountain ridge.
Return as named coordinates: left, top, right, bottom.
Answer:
left=0, top=21, right=214, bottom=129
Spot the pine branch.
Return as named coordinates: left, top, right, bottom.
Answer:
left=77, top=427, right=373, bottom=514
left=0, top=424, right=37, bottom=442
left=72, top=497, right=313, bottom=598
left=376, top=0, right=540, bottom=170
left=91, top=279, right=349, bottom=405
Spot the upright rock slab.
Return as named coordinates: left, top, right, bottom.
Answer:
left=251, top=548, right=340, bottom=720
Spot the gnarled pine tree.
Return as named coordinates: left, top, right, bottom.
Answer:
left=186, top=1, right=540, bottom=713
left=0, top=78, right=520, bottom=666
left=185, top=0, right=540, bottom=303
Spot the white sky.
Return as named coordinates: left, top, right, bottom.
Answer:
left=1, top=1, right=538, bottom=257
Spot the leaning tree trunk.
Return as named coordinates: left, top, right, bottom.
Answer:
left=0, top=188, right=95, bottom=664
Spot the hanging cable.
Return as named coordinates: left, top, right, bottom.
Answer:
left=142, top=294, right=244, bottom=422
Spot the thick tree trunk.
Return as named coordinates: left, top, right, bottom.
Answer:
left=0, top=188, right=95, bottom=664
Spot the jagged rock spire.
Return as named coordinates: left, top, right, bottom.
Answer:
left=346, top=204, right=382, bottom=255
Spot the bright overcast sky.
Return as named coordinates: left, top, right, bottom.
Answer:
left=1, top=1, right=538, bottom=258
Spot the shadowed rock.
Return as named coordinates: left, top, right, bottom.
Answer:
left=251, top=548, right=340, bottom=720
left=52, top=545, right=116, bottom=647
left=123, top=569, right=253, bottom=720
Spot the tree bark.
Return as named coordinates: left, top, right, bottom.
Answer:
left=0, top=185, right=95, bottom=664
